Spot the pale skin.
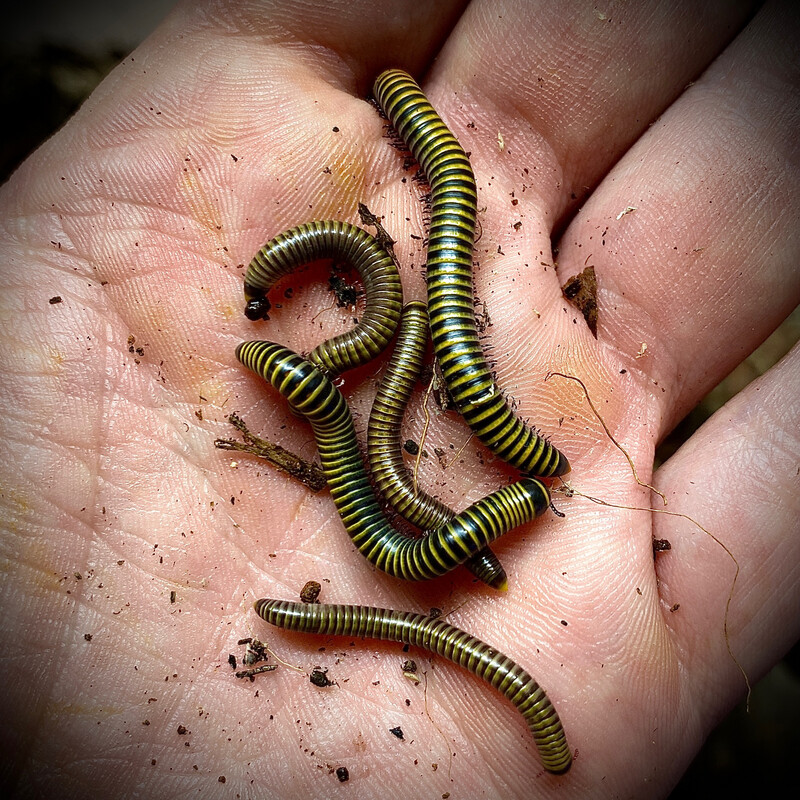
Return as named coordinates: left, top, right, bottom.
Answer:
left=1, top=0, right=798, bottom=797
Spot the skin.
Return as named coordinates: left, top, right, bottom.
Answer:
left=1, top=0, right=798, bottom=797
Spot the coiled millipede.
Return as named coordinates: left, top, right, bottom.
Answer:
left=243, top=220, right=403, bottom=376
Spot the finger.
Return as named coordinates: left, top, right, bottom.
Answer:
left=434, top=0, right=758, bottom=220
left=653, top=341, right=800, bottom=729
left=556, top=0, right=800, bottom=430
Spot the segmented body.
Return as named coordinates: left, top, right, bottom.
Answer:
left=243, top=220, right=402, bottom=376
left=373, top=69, right=569, bottom=477
left=236, top=340, right=550, bottom=580
left=255, top=598, right=572, bottom=775
left=368, top=300, right=507, bottom=589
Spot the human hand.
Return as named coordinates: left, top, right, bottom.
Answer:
left=1, top=1, right=797, bottom=798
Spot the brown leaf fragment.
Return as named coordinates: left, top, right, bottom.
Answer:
left=562, top=265, right=598, bottom=337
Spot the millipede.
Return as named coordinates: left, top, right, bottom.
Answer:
left=254, top=598, right=573, bottom=775
left=243, top=220, right=403, bottom=376
left=368, top=300, right=508, bottom=589
left=373, top=69, right=570, bottom=478
left=236, top=339, right=550, bottom=581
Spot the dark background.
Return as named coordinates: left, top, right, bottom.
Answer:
left=2, top=1, right=798, bottom=797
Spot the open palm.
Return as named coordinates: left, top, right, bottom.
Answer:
left=2, top=1, right=798, bottom=798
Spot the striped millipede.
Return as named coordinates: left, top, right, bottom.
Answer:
left=236, top=339, right=550, bottom=580
left=243, top=220, right=403, bottom=376
left=368, top=300, right=508, bottom=590
left=254, top=598, right=573, bottom=774
left=373, top=70, right=570, bottom=478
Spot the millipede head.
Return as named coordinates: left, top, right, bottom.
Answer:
left=244, top=295, right=271, bottom=321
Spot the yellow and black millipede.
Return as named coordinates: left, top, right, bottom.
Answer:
left=236, top=340, right=550, bottom=580
left=373, top=70, right=570, bottom=478
left=368, top=300, right=508, bottom=590
left=254, top=598, right=573, bottom=774
left=243, top=220, right=403, bottom=376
